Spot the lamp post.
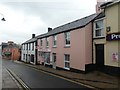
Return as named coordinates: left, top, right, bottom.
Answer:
left=0, top=13, right=6, bottom=21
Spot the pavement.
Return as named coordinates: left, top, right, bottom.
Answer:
left=14, top=60, right=120, bottom=90
left=2, top=66, right=21, bottom=89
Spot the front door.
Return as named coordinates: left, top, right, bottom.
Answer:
left=52, top=53, right=56, bottom=69
left=95, top=44, right=104, bottom=70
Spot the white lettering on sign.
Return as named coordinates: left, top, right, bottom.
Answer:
left=111, top=34, right=120, bottom=39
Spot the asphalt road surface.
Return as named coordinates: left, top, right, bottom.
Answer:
left=2, top=60, right=93, bottom=89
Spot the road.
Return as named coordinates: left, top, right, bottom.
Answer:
left=2, top=60, right=93, bottom=89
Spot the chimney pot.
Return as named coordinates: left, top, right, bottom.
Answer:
left=32, top=34, right=35, bottom=38
left=48, top=27, right=52, bottom=32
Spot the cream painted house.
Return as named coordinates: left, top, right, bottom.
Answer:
left=93, top=0, right=120, bottom=75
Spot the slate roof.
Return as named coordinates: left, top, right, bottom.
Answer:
left=38, top=13, right=97, bottom=39
left=23, top=37, right=37, bottom=44
left=101, top=0, right=120, bottom=8
left=22, top=13, right=97, bottom=44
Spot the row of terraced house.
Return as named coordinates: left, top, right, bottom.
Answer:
left=21, top=0, right=120, bottom=76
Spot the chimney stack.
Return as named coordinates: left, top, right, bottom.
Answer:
left=96, top=0, right=105, bottom=14
left=48, top=27, right=52, bottom=32
left=32, top=34, right=35, bottom=38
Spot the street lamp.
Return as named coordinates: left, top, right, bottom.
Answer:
left=0, top=13, right=6, bottom=21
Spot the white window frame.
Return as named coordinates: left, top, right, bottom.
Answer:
left=64, top=32, right=70, bottom=46
left=64, top=54, right=70, bottom=70
left=32, top=42, right=34, bottom=51
left=94, top=18, right=104, bottom=38
left=53, top=35, right=57, bottom=47
left=29, top=43, right=31, bottom=50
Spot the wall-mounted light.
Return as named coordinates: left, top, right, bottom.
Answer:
left=106, top=26, right=111, bottom=32
left=0, top=13, right=6, bottom=21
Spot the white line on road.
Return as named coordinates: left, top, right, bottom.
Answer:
left=6, top=68, right=30, bottom=90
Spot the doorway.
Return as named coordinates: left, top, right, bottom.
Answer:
left=95, top=44, right=104, bottom=71
left=52, top=53, right=56, bottom=69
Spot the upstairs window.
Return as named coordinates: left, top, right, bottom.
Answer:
left=46, top=37, right=49, bottom=47
left=53, top=35, right=57, bottom=47
left=64, top=32, right=70, bottom=46
left=24, top=44, right=25, bottom=50
left=26, top=44, right=28, bottom=50
left=32, top=43, right=34, bottom=50
left=22, top=45, right=24, bottom=50
left=29, top=43, right=31, bottom=50
left=40, top=39, right=43, bottom=47
left=94, top=19, right=104, bottom=37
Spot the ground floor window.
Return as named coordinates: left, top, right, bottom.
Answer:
left=64, top=54, right=70, bottom=70
left=39, top=51, right=51, bottom=65
left=26, top=54, right=27, bottom=61
left=23, top=54, right=25, bottom=59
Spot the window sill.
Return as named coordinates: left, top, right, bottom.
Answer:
left=64, top=45, right=70, bottom=48
left=64, top=67, right=70, bottom=70
left=93, top=36, right=105, bottom=39
left=53, top=46, right=57, bottom=48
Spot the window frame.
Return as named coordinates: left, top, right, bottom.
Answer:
left=46, top=37, right=49, bottom=48
left=32, top=42, right=34, bottom=51
left=64, top=54, right=70, bottom=70
left=40, top=39, right=43, bottom=47
left=29, top=43, right=31, bottom=50
left=53, top=35, right=57, bottom=47
left=94, top=18, right=104, bottom=38
left=64, top=32, right=70, bottom=46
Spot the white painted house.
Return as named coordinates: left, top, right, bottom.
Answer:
left=21, top=34, right=37, bottom=64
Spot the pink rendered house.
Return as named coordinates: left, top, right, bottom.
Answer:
left=37, top=14, right=97, bottom=72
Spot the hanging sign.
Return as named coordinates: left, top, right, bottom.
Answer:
left=106, top=32, right=120, bottom=41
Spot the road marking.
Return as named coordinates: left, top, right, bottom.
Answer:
left=6, top=68, right=23, bottom=89
left=6, top=68, right=31, bottom=90
left=26, top=64, right=97, bottom=89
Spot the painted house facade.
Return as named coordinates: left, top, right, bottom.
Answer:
left=37, top=14, right=97, bottom=72
left=21, top=34, right=37, bottom=64
left=1, top=41, right=20, bottom=60
left=93, top=0, right=120, bottom=75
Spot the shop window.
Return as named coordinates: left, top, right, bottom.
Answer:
left=45, top=52, right=50, bottom=64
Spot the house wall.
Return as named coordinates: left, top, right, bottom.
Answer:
left=85, top=23, right=92, bottom=64
left=11, top=48, right=20, bottom=60
left=21, top=42, right=36, bottom=64
left=93, top=17, right=106, bottom=64
left=37, top=23, right=93, bottom=71
left=105, top=3, right=119, bottom=67
left=93, top=2, right=120, bottom=69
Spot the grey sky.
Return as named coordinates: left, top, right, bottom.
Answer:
left=0, top=0, right=97, bottom=44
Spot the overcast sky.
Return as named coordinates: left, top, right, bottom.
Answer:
left=0, top=0, right=98, bottom=44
